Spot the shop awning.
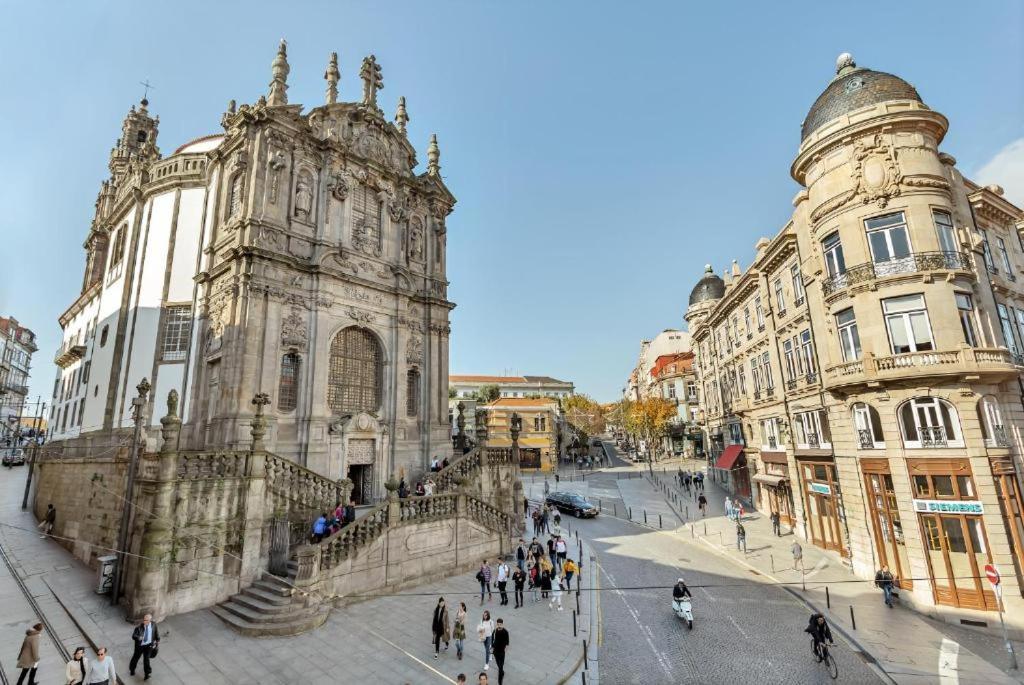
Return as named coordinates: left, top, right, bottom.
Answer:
left=752, top=473, right=788, bottom=487
left=714, top=445, right=744, bottom=470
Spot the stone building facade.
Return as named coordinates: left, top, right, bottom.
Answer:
left=48, top=42, right=455, bottom=503
left=688, top=54, right=1024, bottom=632
left=0, top=316, right=38, bottom=440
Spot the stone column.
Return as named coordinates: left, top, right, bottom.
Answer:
left=130, top=391, right=181, bottom=621
left=240, top=393, right=272, bottom=584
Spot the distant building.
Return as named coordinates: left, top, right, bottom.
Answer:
left=649, top=351, right=701, bottom=456
left=484, top=397, right=560, bottom=471
left=449, top=374, right=574, bottom=399
left=622, top=330, right=691, bottom=400
left=0, top=316, right=38, bottom=442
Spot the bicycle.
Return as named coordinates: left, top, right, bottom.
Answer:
left=811, top=637, right=838, bottom=679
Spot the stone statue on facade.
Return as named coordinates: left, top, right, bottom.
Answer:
left=294, top=173, right=313, bottom=218
left=360, top=55, right=383, bottom=108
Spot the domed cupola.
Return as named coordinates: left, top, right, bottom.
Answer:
left=801, top=53, right=923, bottom=141
left=688, top=264, right=726, bottom=306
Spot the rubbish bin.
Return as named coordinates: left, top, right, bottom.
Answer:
left=96, top=555, right=117, bottom=594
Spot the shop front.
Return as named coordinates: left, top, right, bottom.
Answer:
left=991, top=457, right=1024, bottom=589
left=714, top=444, right=750, bottom=502
left=797, top=457, right=847, bottom=556
left=753, top=451, right=793, bottom=526
left=861, top=458, right=912, bottom=589
left=908, top=459, right=997, bottom=610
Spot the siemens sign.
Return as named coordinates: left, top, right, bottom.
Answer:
left=912, top=499, right=983, bottom=515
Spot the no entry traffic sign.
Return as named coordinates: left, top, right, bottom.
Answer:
left=985, top=563, right=1000, bottom=586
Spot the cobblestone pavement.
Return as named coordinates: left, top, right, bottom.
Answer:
left=529, top=446, right=882, bottom=685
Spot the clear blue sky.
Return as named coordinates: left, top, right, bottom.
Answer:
left=2, top=1, right=1022, bottom=405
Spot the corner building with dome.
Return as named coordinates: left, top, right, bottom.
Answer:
left=687, top=54, right=1024, bottom=633
left=47, top=42, right=455, bottom=504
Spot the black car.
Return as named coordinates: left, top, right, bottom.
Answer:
left=545, top=491, right=598, bottom=518
left=2, top=449, right=26, bottom=466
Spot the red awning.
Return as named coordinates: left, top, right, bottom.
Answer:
left=714, top=445, right=745, bottom=470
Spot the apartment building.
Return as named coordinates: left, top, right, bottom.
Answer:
left=687, top=53, right=1024, bottom=632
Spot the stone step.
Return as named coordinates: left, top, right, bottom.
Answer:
left=252, top=578, right=293, bottom=597
left=241, top=585, right=293, bottom=606
left=217, top=599, right=316, bottom=625
left=211, top=605, right=330, bottom=637
left=232, top=592, right=298, bottom=615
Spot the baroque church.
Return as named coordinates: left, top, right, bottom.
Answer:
left=50, top=42, right=456, bottom=503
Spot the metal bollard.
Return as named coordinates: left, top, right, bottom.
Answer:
left=613, top=503, right=618, bottom=517
left=582, top=672, right=587, bottom=685
left=719, top=531, right=723, bottom=546
left=629, top=507, right=632, bottom=520
left=644, top=510, right=648, bottom=524
left=826, top=586, right=831, bottom=609
left=704, top=522, right=707, bottom=535
left=573, top=609, right=577, bottom=636
left=583, top=639, right=589, bottom=670
left=659, top=514, right=663, bottom=528
left=691, top=524, right=695, bottom=538
left=576, top=589, right=581, bottom=613
left=850, top=604, right=856, bottom=630
left=770, top=554, right=775, bottom=573
left=685, top=506, right=689, bottom=519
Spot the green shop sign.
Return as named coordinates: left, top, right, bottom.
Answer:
left=809, top=482, right=831, bottom=495
left=912, top=499, right=984, bottom=515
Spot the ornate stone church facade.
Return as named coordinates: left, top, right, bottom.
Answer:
left=50, top=42, right=455, bottom=503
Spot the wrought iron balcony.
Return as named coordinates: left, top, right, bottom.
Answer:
left=786, top=379, right=797, bottom=391
left=822, top=251, right=972, bottom=297
left=991, top=425, right=1010, bottom=448
left=805, top=432, right=821, bottom=448
left=805, top=371, right=818, bottom=384
left=920, top=426, right=948, bottom=448
left=767, top=435, right=778, bottom=449
left=753, top=390, right=761, bottom=400
left=857, top=429, right=875, bottom=450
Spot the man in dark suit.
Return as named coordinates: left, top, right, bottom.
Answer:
left=129, top=613, right=160, bottom=680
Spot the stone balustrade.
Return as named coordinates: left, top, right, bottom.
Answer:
left=825, top=346, right=1017, bottom=389
left=265, top=452, right=350, bottom=512
left=175, top=451, right=247, bottom=480
left=399, top=493, right=458, bottom=522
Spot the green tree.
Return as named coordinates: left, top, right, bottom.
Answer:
left=477, top=384, right=501, bottom=403
left=448, top=386, right=457, bottom=399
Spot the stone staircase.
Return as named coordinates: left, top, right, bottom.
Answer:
left=211, top=564, right=329, bottom=637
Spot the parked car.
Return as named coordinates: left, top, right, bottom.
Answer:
left=545, top=491, right=599, bottom=518
left=2, top=449, right=26, bottom=466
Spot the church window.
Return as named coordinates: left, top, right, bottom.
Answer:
left=406, top=368, right=420, bottom=417
left=137, top=130, right=147, bottom=143
left=108, top=224, right=127, bottom=277
left=100, top=325, right=109, bottom=347
left=228, top=173, right=244, bottom=219
left=278, top=353, right=300, bottom=413
left=160, top=305, right=192, bottom=362
left=328, top=327, right=382, bottom=414
left=352, top=183, right=382, bottom=249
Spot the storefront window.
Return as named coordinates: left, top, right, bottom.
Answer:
left=992, top=458, right=1024, bottom=590
left=864, top=469, right=912, bottom=588
left=800, top=460, right=846, bottom=555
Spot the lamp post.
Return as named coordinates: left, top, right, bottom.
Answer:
left=111, top=378, right=150, bottom=606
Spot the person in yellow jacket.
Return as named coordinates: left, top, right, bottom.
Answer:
left=563, top=558, right=579, bottom=586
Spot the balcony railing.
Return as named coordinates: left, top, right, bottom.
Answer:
left=857, top=429, right=875, bottom=450
left=786, top=379, right=797, bottom=391
left=806, top=432, right=820, bottom=448
left=920, top=426, right=948, bottom=448
left=822, top=251, right=972, bottom=297
left=825, top=347, right=1017, bottom=388
left=767, top=436, right=778, bottom=449
left=805, top=371, right=818, bottom=384
left=991, top=425, right=1010, bottom=448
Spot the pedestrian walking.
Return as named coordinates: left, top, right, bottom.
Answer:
left=875, top=565, right=896, bottom=608
left=737, top=502, right=745, bottom=520
left=16, top=623, right=42, bottom=685
left=540, top=505, right=550, bottom=534
left=496, top=561, right=510, bottom=606
left=311, top=512, right=327, bottom=543
left=531, top=509, right=541, bottom=536
left=770, top=511, right=781, bottom=537
left=528, top=537, right=544, bottom=563
left=528, top=560, right=540, bottom=602
left=512, top=566, right=526, bottom=608
left=477, top=610, right=495, bottom=671
left=84, top=647, right=116, bottom=685
left=477, top=673, right=488, bottom=684
left=555, top=473, right=560, bottom=485
left=453, top=602, right=467, bottom=661
left=553, top=510, right=562, bottom=529
left=736, top=521, right=747, bottom=553
left=492, top=619, right=510, bottom=685
left=791, top=540, right=803, bottom=571
left=38, top=504, right=56, bottom=539
left=698, top=493, right=708, bottom=517
left=549, top=572, right=564, bottom=611
left=129, top=612, right=160, bottom=680
left=547, top=536, right=557, bottom=570
left=543, top=478, right=550, bottom=495
left=476, top=560, right=493, bottom=604
left=724, top=496, right=732, bottom=521
left=540, top=569, right=552, bottom=599
left=344, top=500, right=356, bottom=525
left=66, top=646, right=89, bottom=685
left=431, top=597, right=451, bottom=659
left=555, top=536, right=567, bottom=572
left=563, top=557, right=578, bottom=586
left=515, top=539, right=526, bottom=573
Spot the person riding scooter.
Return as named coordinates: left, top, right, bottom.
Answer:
left=673, top=578, right=692, bottom=600
left=672, top=578, right=694, bottom=629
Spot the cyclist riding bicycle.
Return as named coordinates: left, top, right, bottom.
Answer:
left=804, top=612, right=834, bottom=660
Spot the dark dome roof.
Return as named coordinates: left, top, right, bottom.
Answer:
left=801, top=54, right=922, bottom=141
left=689, top=265, right=726, bottom=306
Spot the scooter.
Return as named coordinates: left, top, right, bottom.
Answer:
left=672, top=597, right=694, bottom=629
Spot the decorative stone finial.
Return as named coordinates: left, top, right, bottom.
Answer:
left=704, top=264, right=713, bottom=273
left=160, top=390, right=181, bottom=454
left=395, top=96, right=409, bottom=135
left=359, top=54, right=383, bottom=108
left=166, top=389, right=179, bottom=418
left=731, top=259, right=741, bottom=277
left=227, top=99, right=236, bottom=115
left=136, top=378, right=151, bottom=399
left=267, top=39, right=290, bottom=106
left=836, top=52, right=856, bottom=75
left=427, top=134, right=441, bottom=176
left=250, top=392, right=271, bottom=451
left=325, top=52, right=340, bottom=105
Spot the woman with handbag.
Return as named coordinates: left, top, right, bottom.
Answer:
left=453, top=602, right=467, bottom=661
left=477, top=610, right=495, bottom=671
left=66, top=647, right=89, bottom=685
left=431, top=597, right=450, bottom=659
